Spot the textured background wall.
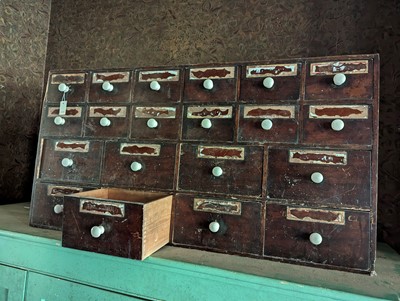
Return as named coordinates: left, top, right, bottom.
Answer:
left=0, top=0, right=51, bottom=203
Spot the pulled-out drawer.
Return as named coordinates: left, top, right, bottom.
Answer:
left=89, top=71, right=132, bottom=103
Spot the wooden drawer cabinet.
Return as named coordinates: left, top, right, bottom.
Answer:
left=46, top=72, right=88, bottom=103
left=89, top=71, right=132, bottom=103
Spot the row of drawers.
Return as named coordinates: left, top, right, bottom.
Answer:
left=42, top=104, right=373, bottom=146
left=36, top=140, right=372, bottom=208
left=46, top=59, right=375, bottom=104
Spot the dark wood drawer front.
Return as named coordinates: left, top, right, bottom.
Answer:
left=182, top=106, right=235, bottom=142
left=131, top=106, right=181, bottom=141
left=101, top=142, right=176, bottom=190
left=173, top=194, right=264, bottom=255
left=39, top=139, right=103, bottom=184
left=264, top=204, right=370, bottom=270
left=84, top=106, right=130, bottom=138
left=46, top=72, right=87, bottom=104
left=178, top=144, right=264, bottom=196
left=238, top=105, right=298, bottom=143
left=267, top=148, right=371, bottom=208
left=240, top=63, right=301, bottom=102
left=89, top=71, right=131, bottom=103
left=133, top=69, right=182, bottom=104
left=42, top=106, right=84, bottom=137
left=303, top=105, right=372, bottom=145
left=183, top=66, right=238, bottom=103
left=305, top=59, right=374, bottom=101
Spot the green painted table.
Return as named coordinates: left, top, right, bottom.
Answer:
left=0, top=203, right=399, bottom=301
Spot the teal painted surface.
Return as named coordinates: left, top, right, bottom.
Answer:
left=0, top=230, right=390, bottom=301
left=0, top=265, right=26, bottom=301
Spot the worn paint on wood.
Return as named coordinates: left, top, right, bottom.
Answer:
left=197, top=146, right=245, bottom=160
left=286, top=207, right=345, bottom=225
left=190, top=67, right=235, bottom=79
left=134, top=107, right=176, bottom=118
left=47, top=185, right=83, bottom=196
left=289, top=150, right=347, bottom=165
left=193, top=198, right=242, bottom=215
left=120, top=143, right=161, bottom=156
left=246, top=64, right=298, bottom=77
left=138, top=70, right=179, bottom=82
left=309, top=105, right=368, bottom=119
left=89, top=106, right=127, bottom=117
left=48, top=107, right=82, bottom=117
left=79, top=199, right=125, bottom=217
left=51, top=73, right=86, bottom=84
left=92, top=72, right=130, bottom=83
left=54, top=141, right=90, bottom=152
left=243, top=105, right=295, bottom=119
left=187, top=106, right=233, bottom=119
left=310, top=60, right=369, bottom=75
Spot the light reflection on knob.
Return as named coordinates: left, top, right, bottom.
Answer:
left=91, top=225, right=105, bottom=238
left=150, top=80, right=161, bottom=91
left=309, top=232, right=323, bottom=246
left=212, top=166, right=223, bottom=177
left=311, top=172, right=324, bottom=184
left=100, top=117, right=111, bottom=127
left=333, top=73, right=346, bottom=86
left=54, top=116, right=65, bottom=125
left=201, top=118, right=212, bottom=129
left=102, top=81, right=114, bottom=92
left=263, top=77, right=274, bottom=89
left=147, top=118, right=158, bottom=129
left=203, top=79, right=214, bottom=90
left=61, top=158, right=73, bottom=167
left=209, top=221, right=220, bottom=233
left=58, top=83, right=70, bottom=93
left=130, top=161, right=142, bottom=172
left=331, top=119, right=344, bottom=131
left=261, top=119, right=273, bottom=130
left=53, top=204, right=64, bottom=214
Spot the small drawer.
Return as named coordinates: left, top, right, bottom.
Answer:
left=89, top=71, right=132, bottom=103
left=238, top=105, right=298, bottom=143
left=38, top=139, right=103, bottom=184
left=41, top=105, right=84, bottom=137
left=182, top=105, right=235, bottom=142
left=264, top=204, right=370, bottom=270
left=84, top=106, right=130, bottom=138
left=178, top=144, right=264, bottom=196
left=101, top=142, right=177, bottom=190
left=29, top=182, right=96, bottom=230
left=131, top=106, right=181, bottom=140
left=240, top=63, right=301, bottom=103
left=173, top=194, right=264, bottom=255
left=183, top=66, right=238, bottom=103
left=46, top=72, right=87, bottom=103
left=303, top=105, right=372, bottom=145
left=305, top=59, right=374, bottom=101
left=62, top=188, right=173, bottom=260
left=133, top=68, right=182, bottom=104
left=267, top=148, right=371, bottom=208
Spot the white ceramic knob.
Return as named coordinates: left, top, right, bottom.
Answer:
left=261, top=119, right=273, bottom=130
left=61, top=158, right=73, bottom=167
left=53, top=204, right=64, bottom=214
left=147, top=118, right=158, bottom=129
left=309, top=232, right=323, bottom=246
left=102, top=81, right=114, bottom=92
left=150, top=80, right=161, bottom=91
left=203, top=79, right=214, bottom=90
left=130, top=161, right=142, bottom=172
left=54, top=116, right=65, bottom=125
left=212, top=166, right=223, bottom=177
left=58, top=83, right=70, bottom=93
left=311, top=172, right=324, bottom=184
left=201, top=118, right=212, bottom=129
left=100, top=117, right=111, bottom=127
left=263, top=77, right=274, bottom=89
left=91, top=225, right=105, bottom=238
left=333, top=73, right=346, bottom=86
left=331, top=119, right=345, bottom=131
left=209, top=221, right=220, bottom=233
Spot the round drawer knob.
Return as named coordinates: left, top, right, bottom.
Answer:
left=130, top=161, right=142, bottom=172
left=261, top=118, right=273, bottom=130
left=54, top=116, right=65, bottom=126
left=102, top=81, right=114, bottom=92
left=150, top=80, right=161, bottom=91
left=91, top=225, right=105, bottom=238
left=58, top=83, right=70, bottom=93
left=331, top=119, right=344, bottom=131
left=333, top=73, right=346, bottom=86
left=212, top=166, right=223, bottom=177
left=309, top=232, right=323, bottom=246
left=263, top=77, right=274, bottom=89
left=53, top=204, right=64, bottom=214
left=61, top=158, right=73, bottom=167
left=209, top=221, right=220, bottom=233
left=203, top=79, right=214, bottom=90
left=201, top=118, right=212, bottom=129
left=147, top=118, right=158, bottom=129
left=100, top=117, right=111, bottom=127
left=311, top=172, right=324, bottom=184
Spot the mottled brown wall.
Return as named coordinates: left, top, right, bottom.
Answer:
left=0, top=1, right=51, bottom=203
